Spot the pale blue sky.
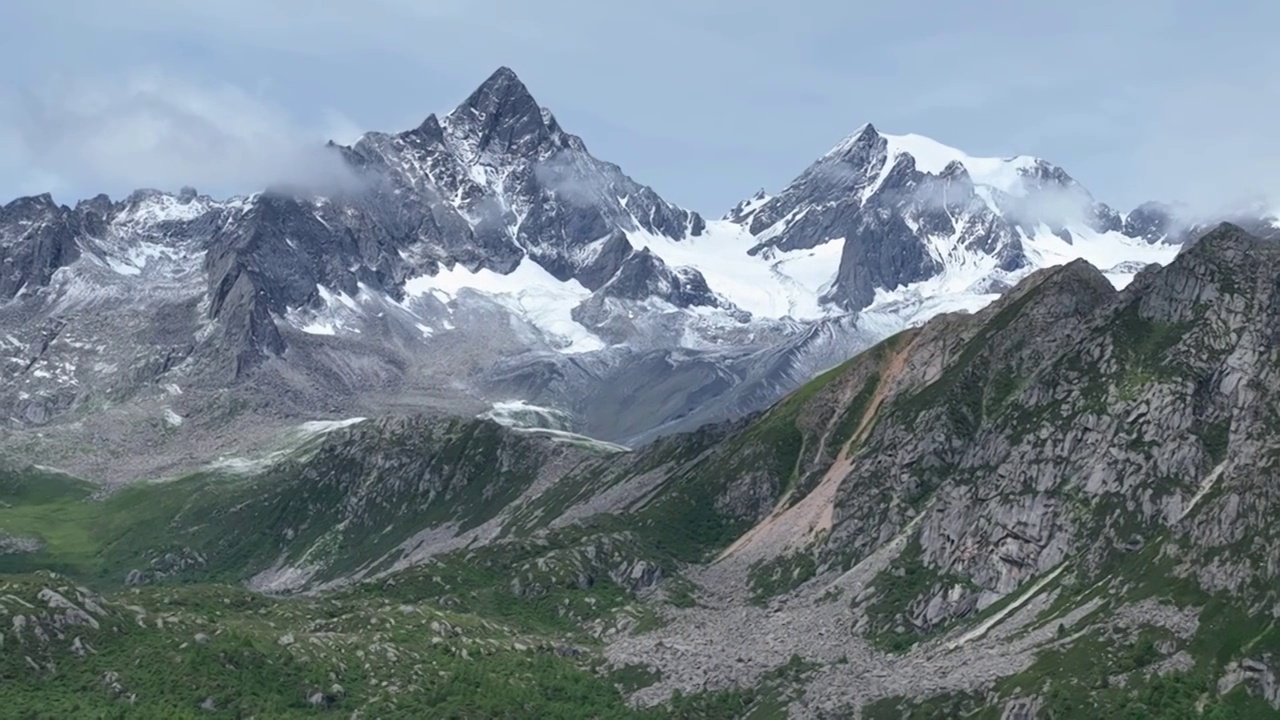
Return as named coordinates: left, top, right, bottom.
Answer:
left=2, top=1, right=1277, bottom=216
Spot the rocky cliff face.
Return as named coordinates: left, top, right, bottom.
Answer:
left=0, top=194, right=82, bottom=299
left=819, top=224, right=1280, bottom=616
left=625, top=223, right=1280, bottom=651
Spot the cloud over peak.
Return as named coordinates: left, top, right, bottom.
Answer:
left=0, top=69, right=362, bottom=203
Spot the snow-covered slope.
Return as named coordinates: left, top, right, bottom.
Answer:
left=832, top=126, right=1044, bottom=197
left=403, top=259, right=604, bottom=353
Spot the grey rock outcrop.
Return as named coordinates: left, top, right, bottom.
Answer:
left=1219, top=657, right=1280, bottom=709
left=0, top=194, right=82, bottom=299
left=805, top=224, right=1280, bottom=643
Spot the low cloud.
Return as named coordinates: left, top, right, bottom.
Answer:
left=0, top=69, right=362, bottom=203
left=806, top=157, right=867, bottom=186
left=534, top=151, right=611, bottom=207
left=869, top=162, right=1114, bottom=234
left=1006, top=185, right=1100, bottom=229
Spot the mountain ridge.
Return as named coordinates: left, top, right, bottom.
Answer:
left=0, top=66, right=1274, bottom=486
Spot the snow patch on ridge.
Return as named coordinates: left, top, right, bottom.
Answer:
left=881, top=133, right=1040, bottom=196
left=386, top=221, right=847, bottom=342
left=481, top=400, right=574, bottom=432
left=1023, top=224, right=1180, bottom=286
left=298, top=417, right=368, bottom=435
left=114, top=194, right=213, bottom=227
left=349, top=212, right=1176, bottom=353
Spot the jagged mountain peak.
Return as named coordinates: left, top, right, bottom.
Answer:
left=2, top=192, right=61, bottom=216
left=825, top=121, right=880, bottom=155
left=1172, top=220, right=1276, bottom=272
left=461, top=65, right=531, bottom=112
left=405, top=113, right=446, bottom=145
left=938, top=159, right=969, bottom=180
left=744, top=122, right=1059, bottom=245
left=128, top=64, right=711, bottom=381
left=444, top=66, right=568, bottom=159
left=74, top=193, right=114, bottom=216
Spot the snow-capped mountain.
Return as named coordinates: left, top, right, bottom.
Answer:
left=727, top=123, right=1192, bottom=315
left=1, top=66, right=1274, bottom=480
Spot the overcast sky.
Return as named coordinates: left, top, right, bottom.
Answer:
left=2, top=1, right=1277, bottom=216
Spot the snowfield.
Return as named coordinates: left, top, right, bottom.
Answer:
left=403, top=259, right=605, bottom=353
left=353, top=216, right=1180, bottom=354
left=627, top=221, right=843, bottom=320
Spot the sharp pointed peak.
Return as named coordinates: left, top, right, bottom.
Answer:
left=461, top=66, right=537, bottom=112
left=842, top=122, right=881, bottom=145
left=487, top=66, right=521, bottom=83
left=825, top=122, right=885, bottom=158
left=405, top=113, right=445, bottom=144
left=446, top=66, right=561, bottom=156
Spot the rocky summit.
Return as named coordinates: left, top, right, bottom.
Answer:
left=3, top=64, right=1280, bottom=718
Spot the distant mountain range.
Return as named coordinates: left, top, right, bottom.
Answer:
left=2, top=66, right=1277, bottom=482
